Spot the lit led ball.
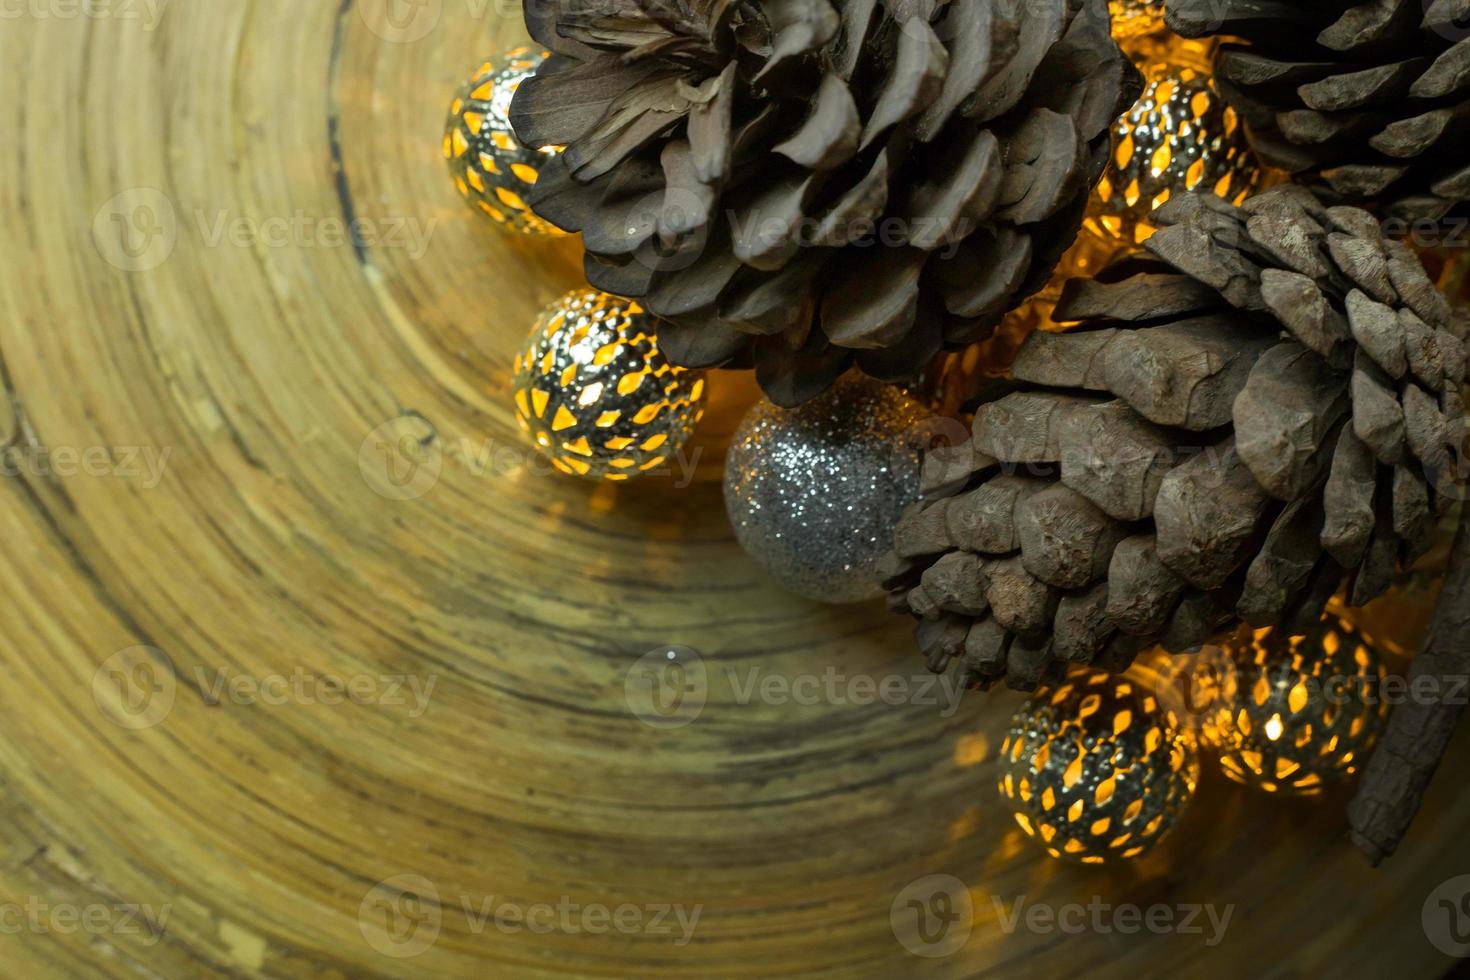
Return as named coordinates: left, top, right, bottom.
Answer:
left=1108, top=0, right=1166, bottom=43
left=1200, top=618, right=1387, bottom=795
left=724, top=375, right=930, bottom=604
left=512, top=289, right=706, bottom=480
left=1085, top=47, right=1261, bottom=245
left=444, top=49, right=564, bottom=236
left=999, top=672, right=1199, bottom=864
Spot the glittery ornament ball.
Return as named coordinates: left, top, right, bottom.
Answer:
left=513, top=289, right=707, bottom=481
left=999, top=672, right=1199, bottom=864
left=444, top=48, right=564, bottom=236
left=723, top=375, right=931, bottom=604
left=1199, top=617, right=1387, bottom=795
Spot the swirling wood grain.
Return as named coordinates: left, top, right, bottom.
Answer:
left=0, top=2, right=1466, bottom=976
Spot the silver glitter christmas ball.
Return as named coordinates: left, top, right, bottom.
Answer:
left=723, top=374, right=930, bottom=603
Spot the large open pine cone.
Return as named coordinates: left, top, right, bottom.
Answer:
left=882, top=186, right=1469, bottom=691
left=1167, top=0, right=1470, bottom=222
left=510, top=0, right=1141, bottom=404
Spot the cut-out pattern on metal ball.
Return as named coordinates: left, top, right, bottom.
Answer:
left=444, top=49, right=564, bottom=237
left=999, top=672, right=1199, bottom=864
left=1086, top=46, right=1261, bottom=245
left=1199, top=617, right=1387, bottom=795
left=512, top=289, right=706, bottom=481
left=1108, top=0, right=1166, bottom=43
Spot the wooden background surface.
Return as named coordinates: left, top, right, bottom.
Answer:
left=1, top=2, right=1469, bottom=976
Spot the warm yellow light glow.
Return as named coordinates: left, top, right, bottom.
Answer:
left=1200, top=618, right=1387, bottom=796
left=444, top=50, right=565, bottom=236
left=1079, top=35, right=1261, bottom=261
left=511, top=290, right=707, bottom=481
left=998, top=672, right=1199, bottom=865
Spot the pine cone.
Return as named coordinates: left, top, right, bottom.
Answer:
left=882, top=185, right=1469, bottom=691
left=510, top=0, right=1141, bottom=405
left=1166, top=0, right=1470, bottom=222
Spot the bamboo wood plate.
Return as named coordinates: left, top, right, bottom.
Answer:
left=1, top=3, right=1468, bottom=976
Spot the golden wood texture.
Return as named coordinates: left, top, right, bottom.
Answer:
left=0, top=4, right=1467, bottom=977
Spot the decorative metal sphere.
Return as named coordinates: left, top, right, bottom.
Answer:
left=724, top=375, right=930, bottom=604
left=999, top=672, right=1199, bottom=864
left=1199, top=617, right=1387, bottom=795
left=1108, top=0, right=1166, bottom=43
left=1085, top=46, right=1261, bottom=245
left=444, top=49, right=564, bottom=236
left=512, top=289, right=707, bottom=480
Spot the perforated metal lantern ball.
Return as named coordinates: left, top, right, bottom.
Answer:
left=512, top=289, right=706, bottom=481
left=1107, top=0, right=1166, bottom=43
left=999, top=672, right=1199, bottom=864
left=444, top=49, right=564, bottom=236
left=1200, top=618, right=1387, bottom=795
left=1085, top=45, right=1260, bottom=245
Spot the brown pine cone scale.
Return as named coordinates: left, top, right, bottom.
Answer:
left=1167, top=0, right=1470, bottom=221
left=512, top=0, right=1141, bottom=404
left=883, top=186, right=1469, bottom=691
